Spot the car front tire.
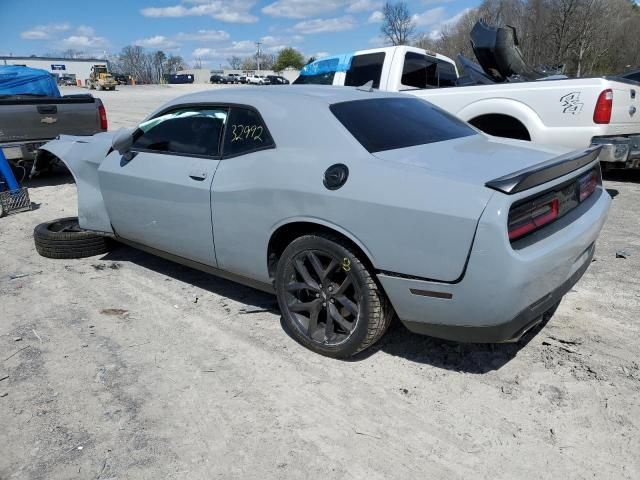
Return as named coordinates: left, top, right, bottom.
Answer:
left=275, top=233, right=393, bottom=358
left=34, top=217, right=111, bottom=259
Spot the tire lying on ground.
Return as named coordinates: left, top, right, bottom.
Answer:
left=34, top=217, right=110, bottom=259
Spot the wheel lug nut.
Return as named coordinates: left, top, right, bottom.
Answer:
left=315, top=293, right=320, bottom=298
left=330, top=298, right=335, bottom=303
left=322, top=302, right=326, bottom=307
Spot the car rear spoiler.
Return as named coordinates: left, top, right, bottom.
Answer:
left=485, top=146, right=601, bottom=194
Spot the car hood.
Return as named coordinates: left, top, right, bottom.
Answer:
left=372, top=133, right=572, bottom=186
left=469, top=21, right=542, bottom=82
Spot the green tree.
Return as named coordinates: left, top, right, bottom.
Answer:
left=273, top=47, right=305, bottom=71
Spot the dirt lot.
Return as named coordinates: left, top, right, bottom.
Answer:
left=1, top=85, right=639, bottom=479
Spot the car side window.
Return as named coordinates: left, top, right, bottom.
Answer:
left=437, top=60, right=457, bottom=87
left=401, top=52, right=438, bottom=89
left=345, top=53, right=385, bottom=88
left=132, top=107, right=228, bottom=158
left=222, top=107, right=274, bottom=157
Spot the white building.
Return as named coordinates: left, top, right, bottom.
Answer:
left=0, top=56, right=108, bottom=86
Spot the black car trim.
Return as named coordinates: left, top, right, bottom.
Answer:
left=485, top=146, right=601, bottom=194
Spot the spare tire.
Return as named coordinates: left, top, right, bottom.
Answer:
left=34, top=217, right=110, bottom=259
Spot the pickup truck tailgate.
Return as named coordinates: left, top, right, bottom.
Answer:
left=610, top=79, right=640, bottom=125
left=0, top=95, right=103, bottom=143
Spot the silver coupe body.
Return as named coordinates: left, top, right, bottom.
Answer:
left=38, top=86, right=611, bottom=357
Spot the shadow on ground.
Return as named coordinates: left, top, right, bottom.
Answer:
left=603, top=168, right=640, bottom=183
left=99, top=243, right=547, bottom=374
left=99, top=244, right=279, bottom=313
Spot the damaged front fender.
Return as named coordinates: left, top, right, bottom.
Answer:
left=38, top=133, right=115, bottom=234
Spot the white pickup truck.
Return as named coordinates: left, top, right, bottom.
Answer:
left=295, top=45, right=640, bottom=169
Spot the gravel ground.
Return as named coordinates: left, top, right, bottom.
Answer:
left=1, top=85, right=639, bottom=479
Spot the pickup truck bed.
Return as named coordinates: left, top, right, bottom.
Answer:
left=0, top=94, right=107, bottom=164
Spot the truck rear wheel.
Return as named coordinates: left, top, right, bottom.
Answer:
left=34, top=217, right=110, bottom=259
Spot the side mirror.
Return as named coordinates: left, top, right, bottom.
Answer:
left=112, top=127, right=134, bottom=154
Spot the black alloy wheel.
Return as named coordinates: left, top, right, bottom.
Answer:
left=275, top=234, right=393, bottom=358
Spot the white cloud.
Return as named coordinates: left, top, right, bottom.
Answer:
left=76, top=25, right=96, bottom=36
left=134, top=35, right=179, bottom=49
left=369, top=36, right=386, bottom=47
left=368, top=10, right=384, bottom=23
left=60, top=34, right=109, bottom=49
left=293, top=16, right=355, bottom=34
left=192, top=40, right=258, bottom=59
left=20, top=23, right=70, bottom=40
left=141, top=0, right=258, bottom=23
left=412, top=6, right=447, bottom=27
left=313, top=51, right=330, bottom=58
left=426, top=7, right=473, bottom=39
left=346, top=0, right=382, bottom=12
left=176, top=29, right=230, bottom=41
left=262, top=0, right=346, bottom=19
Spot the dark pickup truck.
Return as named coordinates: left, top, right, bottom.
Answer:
left=0, top=93, right=107, bottom=176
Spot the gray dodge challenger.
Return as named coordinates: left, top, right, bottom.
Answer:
left=34, top=86, right=611, bottom=358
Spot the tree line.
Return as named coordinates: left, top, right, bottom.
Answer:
left=383, top=0, right=640, bottom=77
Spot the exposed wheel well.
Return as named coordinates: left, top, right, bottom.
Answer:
left=267, top=222, right=375, bottom=280
left=469, top=114, right=531, bottom=141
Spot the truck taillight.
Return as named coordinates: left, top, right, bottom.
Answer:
left=593, top=89, right=613, bottom=124
left=508, top=195, right=559, bottom=241
left=98, top=104, right=108, bottom=130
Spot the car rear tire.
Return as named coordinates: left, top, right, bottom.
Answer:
left=34, top=217, right=110, bottom=259
left=275, top=233, right=393, bottom=358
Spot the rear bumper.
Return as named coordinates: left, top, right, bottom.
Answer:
left=399, top=243, right=594, bottom=342
left=591, top=134, right=640, bottom=167
left=378, top=167, right=611, bottom=343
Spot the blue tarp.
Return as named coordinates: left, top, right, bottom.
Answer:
left=0, top=65, right=61, bottom=97
left=299, top=53, right=354, bottom=76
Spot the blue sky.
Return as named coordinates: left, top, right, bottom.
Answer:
left=0, top=0, right=478, bottom=67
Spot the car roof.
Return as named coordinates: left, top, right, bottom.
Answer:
left=158, top=85, right=409, bottom=114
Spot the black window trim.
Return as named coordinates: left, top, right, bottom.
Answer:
left=130, top=102, right=276, bottom=160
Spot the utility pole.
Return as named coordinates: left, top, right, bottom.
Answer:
left=255, top=41, right=262, bottom=73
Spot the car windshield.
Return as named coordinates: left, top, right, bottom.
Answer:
left=330, top=97, right=476, bottom=153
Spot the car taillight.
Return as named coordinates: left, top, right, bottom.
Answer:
left=507, top=168, right=599, bottom=242
left=593, top=89, right=613, bottom=124
left=508, top=195, right=559, bottom=241
left=578, top=170, right=597, bottom=201
left=98, top=104, right=108, bottom=130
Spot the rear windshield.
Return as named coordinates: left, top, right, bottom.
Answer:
left=330, top=97, right=476, bottom=153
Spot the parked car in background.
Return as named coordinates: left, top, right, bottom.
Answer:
left=0, top=65, right=107, bottom=181
left=34, top=86, right=609, bottom=358
left=247, top=74, right=268, bottom=85
left=57, top=76, right=76, bottom=86
left=210, top=74, right=224, bottom=84
left=224, top=73, right=241, bottom=84
left=113, top=74, right=128, bottom=85
left=266, top=75, right=290, bottom=85
left=297, top=26, right=640, bottom=170
left=167, top=74, right=194, bottom=84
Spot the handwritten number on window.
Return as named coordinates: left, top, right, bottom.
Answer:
left=231, top=124, right=263, bottom=143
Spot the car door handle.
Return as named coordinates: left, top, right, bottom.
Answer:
left=37, top=105, right=57, bottom=114
left=189, top=171, right=207, bottom=181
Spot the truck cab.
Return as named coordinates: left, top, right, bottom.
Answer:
left=296, top=46, right=640, bottom=170
left=294, top=46, right=458, bottom=91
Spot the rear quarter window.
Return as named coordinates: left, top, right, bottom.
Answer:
left=344, top=53, right=385, bottom=89
left=222, top=107, right=275, bottom=157
left=330, top=97, right=476, bottom=153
